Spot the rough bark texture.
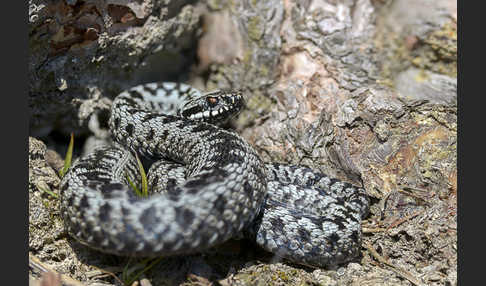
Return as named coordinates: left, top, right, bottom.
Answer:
left=29, top=0, right=457, bottom=285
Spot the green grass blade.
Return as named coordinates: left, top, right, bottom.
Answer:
left=125, top=152, right=148, bottom=198
left=59, top=133, right=74, bottom=178
left=126, top=172, right=142, bottom=197
left=123, top=257, right=163, bottom=285
left=37, top=184, right=59, bottom=199
left=134, top=153, right=148, bottom=197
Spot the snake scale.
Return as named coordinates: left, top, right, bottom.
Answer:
left=60, top=82, right=369, bottom=268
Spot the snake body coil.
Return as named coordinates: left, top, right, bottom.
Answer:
left=60, top=82, right=369, bottom=267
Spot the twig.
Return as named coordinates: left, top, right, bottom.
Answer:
left=398, top=188, right=432, bottom=205
left=29, top=253, right=85, bottom=286
left=385, top=209, right=425, bottom=232
left=363, top=242, right=425, bottom=286
left=88, top=265, right=125, bottom=285
left=362, top=227, right=387, bottom=233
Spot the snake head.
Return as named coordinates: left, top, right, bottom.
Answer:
left=179, top=89, right=245, bottom=125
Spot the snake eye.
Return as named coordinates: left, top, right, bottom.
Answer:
left=207, top=97, right=218, bottom=106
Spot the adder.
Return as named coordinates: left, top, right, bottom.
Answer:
left=60, top=82, right=369, bottom=267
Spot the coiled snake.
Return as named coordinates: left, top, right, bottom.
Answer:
left=60, top=82, right=369, bottom=267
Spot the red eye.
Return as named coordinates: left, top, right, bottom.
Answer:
left=207, top=97, right=218, bottom=104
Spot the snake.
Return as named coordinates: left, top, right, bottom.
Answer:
left=60, top=82, right=369, bottom=268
